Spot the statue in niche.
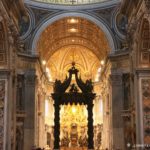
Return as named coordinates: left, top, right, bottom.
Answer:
left=142, top=79, right=150, bottom=100
left=19, top=15, right=29, bottom=36
left=116, top=13, right=128, bottom=34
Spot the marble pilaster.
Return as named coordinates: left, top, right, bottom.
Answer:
left=23, top=69, right=36, bottom=150
left=110, top=73, right=125, bottom=149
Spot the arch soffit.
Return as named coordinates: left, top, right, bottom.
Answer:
left=31, top=12, right=117, bottom=55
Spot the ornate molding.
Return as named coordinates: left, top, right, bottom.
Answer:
left=24, top=0, right=121, bottom=10
left=53, top=63, right=94, bottom=94
left=30, top=7, right=56, bottom=26
left=0, top=1, right=18, bottom=37
left=141, top=79, right=150, bottom=143
left=0, top=1, right=27, bottom=54
left=0, top=80, right=6, bottom=150
left=144, top=0, right=150, bottom=11
left=93, top=6, right=116, bottom=25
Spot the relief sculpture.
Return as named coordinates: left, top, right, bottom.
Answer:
left=142, top=79, right=150, bottom=144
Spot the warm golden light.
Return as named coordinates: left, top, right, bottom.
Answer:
left=72, top=74, right=75, bottom=80
left=69, top=28, right=78, bottom=33
left=45, top=100, right=49, bottom=117
left=101, top=60, right=105, bottom=65
left=48, top=78, right=52, bottom=82
left=95, top=74, right=100, bottom=82
left=42, top=60, right=46, bottom=65
left=98, top=67, right=102, bottom=73
left=60, top=104, right=87, bottom=126
left=68, top=18, right=78, bottom=24
left=46, top=67, right=50, bottom=73
left=72, top=106, right=76, bottom=114
left=60, top=104, right=88, bottom=146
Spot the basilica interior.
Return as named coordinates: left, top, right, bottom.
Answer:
left=0, top=0, right=150, bottom=150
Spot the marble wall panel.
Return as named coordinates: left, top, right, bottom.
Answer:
left=142, top=79, right=150, bottom=144
left=0, top=80, right=6, bottom=150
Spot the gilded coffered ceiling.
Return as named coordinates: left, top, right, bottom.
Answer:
left=37, top=17, right=110, bottom=61
left=46, top=45, right=101, bottom=81
left=37, top=17, right=110, bottom=82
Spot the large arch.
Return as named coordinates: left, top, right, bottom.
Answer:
left=30, top=12, right=117, bottom=55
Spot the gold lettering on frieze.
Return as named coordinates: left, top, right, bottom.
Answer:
left=111, top=60, right=129, bottom=69
left=117, top=60, right=129, bottom=68
left=18, top=60, right=35, bottom=69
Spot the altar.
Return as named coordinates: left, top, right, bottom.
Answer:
left=52, top=63, right=95, bottom=150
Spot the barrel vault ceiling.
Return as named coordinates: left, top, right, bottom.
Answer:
left=37, top=17, right=110, bottom=81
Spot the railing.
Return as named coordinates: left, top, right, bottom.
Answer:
left=33, top=0, right=110, bottom=5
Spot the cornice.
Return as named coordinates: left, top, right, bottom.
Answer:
left=108, top=49, right=130, bottom=60
left=135, top=68, right=150, bottom=75
left=0, top=69, right=11, bottom=76
left=17, top=52, right=39, bottom=60
left=24, top=0, right=121, bottom=11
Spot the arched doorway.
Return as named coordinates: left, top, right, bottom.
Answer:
left=33, top=16, right=114, bottom=149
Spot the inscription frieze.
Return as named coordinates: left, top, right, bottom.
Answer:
left=17, top=59, right=35, bottom=69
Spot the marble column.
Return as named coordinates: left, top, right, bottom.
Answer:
left=110, top=73, right=124, bottom=149
left=23, top=69, right=36, bottom=150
